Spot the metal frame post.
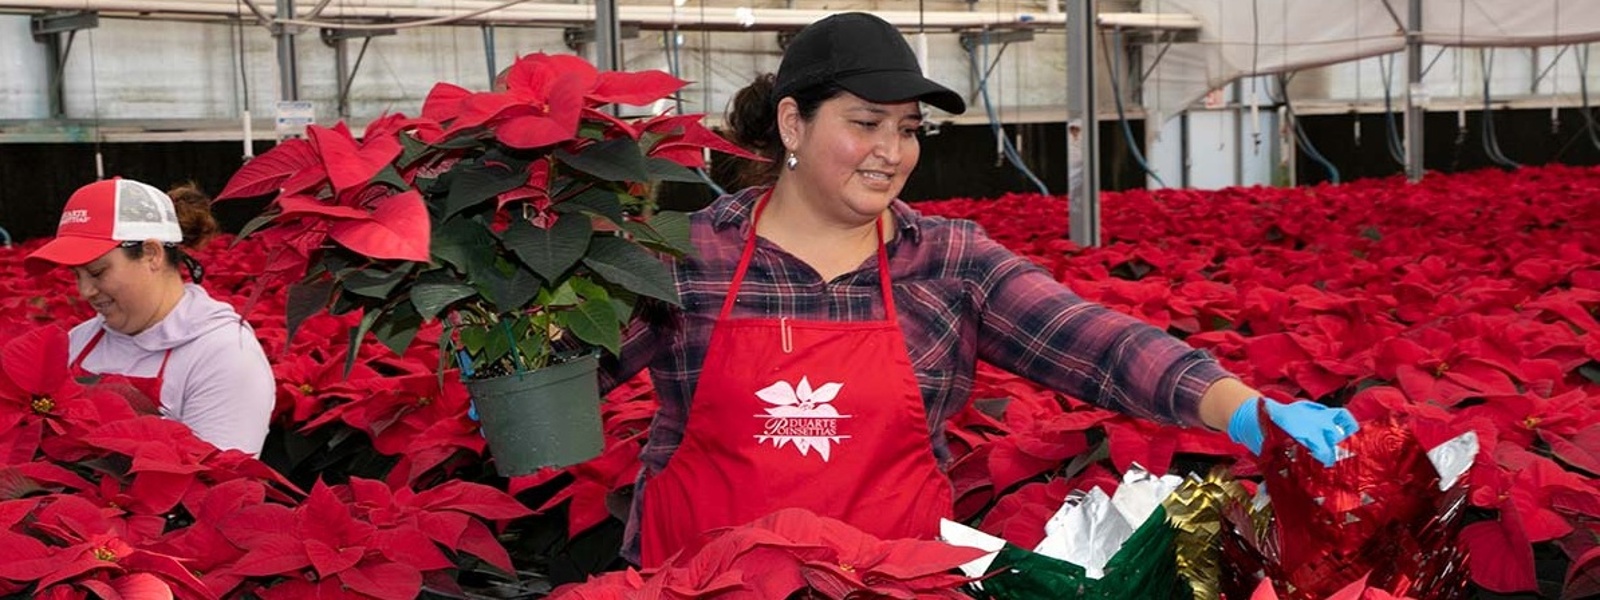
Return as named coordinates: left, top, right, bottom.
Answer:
left=31, top=11, right=99, bottom=119
left=275, top=0, right=299, bottom=101
left=1404, top=0, right=1424, bottom=181
left=595, top=0, right=622, bottom=72
left=1067, top=0, right=1101, bottom=247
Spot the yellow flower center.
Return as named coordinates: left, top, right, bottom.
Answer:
left=31, top=396, right=54, bottom=414
left=417, top=396, right=433, bottom=407
left=1433, top=362, right=1450, bottom=377
left=93, top=547, right=116, bottom=561
left=1524, top=416, right=1541, bottom=429
left=299, top=384, right=314, bottom=394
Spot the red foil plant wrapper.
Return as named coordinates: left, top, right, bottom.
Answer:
left=1219, top=401, right=1476, bottom=600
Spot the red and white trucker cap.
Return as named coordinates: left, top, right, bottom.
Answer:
left=26, top=177, right=183, bottom=273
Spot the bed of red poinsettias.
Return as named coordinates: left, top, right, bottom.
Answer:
left=1, top=164, right=1596, bottom=598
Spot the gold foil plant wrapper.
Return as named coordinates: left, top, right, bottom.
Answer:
left=1161, top=466, right=1255, bottom=600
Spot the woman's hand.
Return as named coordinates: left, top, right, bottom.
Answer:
left=1226, top=397, right=1360, bottom=466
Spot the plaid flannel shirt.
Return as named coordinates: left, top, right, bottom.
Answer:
left=604, top=184, right=1232, bottom=471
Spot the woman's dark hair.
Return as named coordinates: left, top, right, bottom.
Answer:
left=121, top=182, right=218, bottom=281
left=725, top=73, right=844, bottom=189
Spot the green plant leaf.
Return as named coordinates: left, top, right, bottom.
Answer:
left=460, top=324, right=489, bottom=355
left=234, top=210, right=280, bottom=243
left=538, top=280, right=581, bottom=308
left=556, top=138, right=649, bottom=183
left=345, top=308, right=382, bottom=377
left=432, top=216, right=497, bottom=275
left=341, top=265, right=412, bottom=299
left=372, top=165, right=411, bottom=191
left=562, top=297, right=621, bottom=355
left=555, top=186, right=628, bottom=225
left=567, top=276, right=610, bottom=302
left=622, top=215, right=692, bottom=257
left=286, top=279, right=336, bottom=344
left=397, top=133, right=433, bottom=168
left=482, top=322, right=513, bottom=367
left=1580, top=361, right=1600, bottom=385
left=582, top=237, right=680, bottom=305
left=645, top=157, right=703, bottom=183
left=372, top=300, right=424, bottom=357
left=480, top=261, right=542, bottom=313
left=515, top=324, right=550, bottom=370
left=503, top=214, right=592, bottom=283
left=443, top=159, right=528, bottom=219
left=610, top=294, right=636, bottom=324
left=647, top=211, right=693, bottom=254
left=411, top=272, right=478, bottom=320
left=621, top=220, right=666, bottom=246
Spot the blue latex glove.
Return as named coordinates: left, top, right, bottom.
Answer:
left=466, top=401, right=486, bottom=439
left=1227, top=397, right=1359, bottom=467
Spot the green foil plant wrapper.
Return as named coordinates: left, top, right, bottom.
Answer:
left=943, top=465, right=1192, bottom=600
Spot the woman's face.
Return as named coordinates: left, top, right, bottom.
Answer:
left=783, top=92, right=923, bottom=223
left=72, top=243, right=168, bottom=335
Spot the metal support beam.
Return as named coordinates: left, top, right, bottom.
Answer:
left=1404, top=0, right=1424, bottom=182
left=322, top=28, right=389, bottom=118
left=1067, top=0, right=1100, bottom=247
left=593, top=0, right=621, bottom=72
left=958, top=29, right=1034, bottom=47
left=563, top=23, right=641, bottom=51
left=30, top=10, right=97, bottom=37
left=274, top=0, right=299, bottom=101
left=482, top=24, right=499, bottom=89
left=31, top=12, right=97, bottom=119
left=40, top=31, right=68, bottom=118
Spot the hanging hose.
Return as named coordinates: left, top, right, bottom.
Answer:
left=1105, top=29, right=1168, bottom=188
left=1379, top=54, right=1408, bottom=167
left=664, top=27, right=726, bottom=197
left=1480, top=49, right=1522, bottom=169
left=1576, top=45, right=1600, bottom=151
left=964, top=32, right=1049, bottom=195
left=1276, top=74, right=1340, bottom=184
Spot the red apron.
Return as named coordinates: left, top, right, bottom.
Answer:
left=70, top=329, right=170, bottom=412
left=639, top=194, right=953, bottom=566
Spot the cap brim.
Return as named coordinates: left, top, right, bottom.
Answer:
left=837, top=71, right=967, bottom=115
left=24, top=235, right=117, bottom=275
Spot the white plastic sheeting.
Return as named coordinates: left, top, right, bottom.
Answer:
left=1140, top=0, right=1600, bottom=126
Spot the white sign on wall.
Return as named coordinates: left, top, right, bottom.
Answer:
left=274, top=101, right=315, bottom=138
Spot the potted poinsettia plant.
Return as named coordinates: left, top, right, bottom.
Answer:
left=218, top=52, right=757, bottom=475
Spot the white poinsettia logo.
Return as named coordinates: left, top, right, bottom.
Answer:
left=753, top=376, right=851, bottom=461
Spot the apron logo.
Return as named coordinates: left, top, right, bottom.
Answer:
left=753, top=376, right=851, bottom=461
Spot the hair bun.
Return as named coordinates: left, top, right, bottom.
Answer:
left=167, top=182, right=220, bottom=250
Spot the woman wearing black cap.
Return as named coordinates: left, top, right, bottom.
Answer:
left=600, top=12, right=1358, bottom=566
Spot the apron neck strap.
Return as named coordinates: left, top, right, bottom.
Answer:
left=719, top=190, right=898, bottom=323
left=70, top=329, right=108, bottom=371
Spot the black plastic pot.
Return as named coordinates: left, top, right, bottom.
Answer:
left=465, top=354, right=604, bottom=476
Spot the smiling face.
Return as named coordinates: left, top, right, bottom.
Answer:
left=71, top=243, right=171, bottom=335
left=780, top=92, right=923, bottom=224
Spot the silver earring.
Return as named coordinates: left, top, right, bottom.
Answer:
left=785, top=152, right=798, bottom=170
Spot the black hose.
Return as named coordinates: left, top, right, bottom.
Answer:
left=1276, top=74, right=1340, bottom=184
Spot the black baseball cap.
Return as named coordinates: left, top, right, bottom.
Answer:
left=774, top=12, right=966, bottom=115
